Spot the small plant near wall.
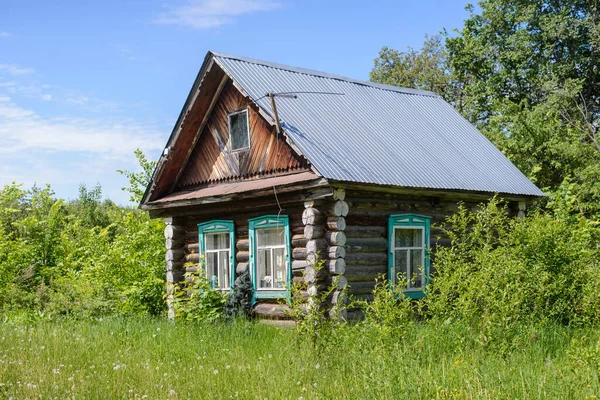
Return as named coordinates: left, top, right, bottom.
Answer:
left=223, top=270, right=253, bottom=320
left=171, top=263, right=226, bottom=323
left=285, top=256, right=346, bottom=349
left=358, top=276, right=418, bottom=346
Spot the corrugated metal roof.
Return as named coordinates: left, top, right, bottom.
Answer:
left=212, top=52, right=543, bottom=197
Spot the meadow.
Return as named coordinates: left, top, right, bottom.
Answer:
left=1, top=317, right=599, bottom=399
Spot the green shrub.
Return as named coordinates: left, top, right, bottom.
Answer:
left=426, top=197, right=600, bottom=348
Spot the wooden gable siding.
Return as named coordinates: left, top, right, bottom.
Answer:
left=176, top=81, right=305, bottom=189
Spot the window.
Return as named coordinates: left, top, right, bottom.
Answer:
left=198, top=220, right=235, bottom=290
left=228, top=109, right=249, bottom=151
left=388, top=214, right=431, bottom=299
left=249, top=215, right=291, bottom=300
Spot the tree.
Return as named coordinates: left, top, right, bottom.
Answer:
left=371, top=1, right=600, bottom=206
left=117, top=149, right=157, bottom=204
left=370, top=35, right=466, bottom=111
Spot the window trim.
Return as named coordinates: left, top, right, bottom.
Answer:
left=198, top=220, right=236, bottom=291
left=388, top=214, right=431, bottom=299
left=227, top=108, right=250, bottom=152
left=248, top=215, right=291, bottom=302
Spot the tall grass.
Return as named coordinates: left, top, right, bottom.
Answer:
left=0, top=317, right=598, bottom=399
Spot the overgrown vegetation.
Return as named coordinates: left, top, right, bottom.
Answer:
left=1, top=0, right=600, bottom=396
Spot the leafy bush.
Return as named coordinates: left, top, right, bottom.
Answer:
left=171, top=268, right=226, bottom=323
left=426, top=197, right=600, bottom=348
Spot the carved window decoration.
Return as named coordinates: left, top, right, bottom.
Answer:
left=228, top=109, right=250, bottom=151
left=388, top=214, right=431, bottom=299
left=249, top=215, right=291, bottom=301
left=198, top=220, right=235, bottom=290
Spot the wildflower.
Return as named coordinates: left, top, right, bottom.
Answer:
left=152, top=334, right=157, bottom=338
left=113, top=365, right=121, bottom=370
left=157, top=328, right=161, bottom=331
left=315, top=363, right=320, bottom=369
left=40, top=346, right=45, bottom=350
left=213, top=369, right=219, bottom=375
left=164, top=373, right=168, bottom=377
left=169, top=389, right=176, bottom=396
left=68, top=377, right=73, bottom=381
left=89, top=365, right=95, bottom=369
left=268, top=354, right=272, bottom=359
left=226, top=365, right=230, bottom=369
left=52, top=369, right=60, bottom=374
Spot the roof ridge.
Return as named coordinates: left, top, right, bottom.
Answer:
left=210, top=51, right=440, bottom=98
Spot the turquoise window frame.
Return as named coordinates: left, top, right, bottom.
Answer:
left=388, top=214, right=431, bottom=299
left=198, top=220, right=236, bottom=290
left=248, top=214, right=291, bottom=303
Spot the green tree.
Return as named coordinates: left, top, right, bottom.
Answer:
left=117, top=149, right=157, bottom=204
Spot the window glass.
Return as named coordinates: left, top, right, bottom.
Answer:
left=409, top=249, right=424, bottom=288
left=391, top=223, right=428, bottom=293
left=255, top=226, right=287, bottom=291
left=204, top=232, right=231, bottom=290
left=229, top=110, right=249, bottom=150
left=256, top=227, right=285, bottom=247
left=395, top=228, right=422, bottom=248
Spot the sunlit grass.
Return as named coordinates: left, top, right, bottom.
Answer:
left=0, top=317, right=597, bottom=399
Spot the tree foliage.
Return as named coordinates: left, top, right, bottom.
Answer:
left=371, top=0, right=600, bottom=217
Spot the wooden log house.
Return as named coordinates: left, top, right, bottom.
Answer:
left=141, top=52, right=543, bottom=319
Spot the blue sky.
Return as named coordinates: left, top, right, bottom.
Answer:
left=0, top=0, right=471, bottom=205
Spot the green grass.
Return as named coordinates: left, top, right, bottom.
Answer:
left=0, top=317, right=598, bottom=399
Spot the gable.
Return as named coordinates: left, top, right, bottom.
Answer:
left=175, top=80, right=306, bottom=190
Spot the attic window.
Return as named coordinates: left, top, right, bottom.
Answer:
left=228, top=109, right=250, bottom=151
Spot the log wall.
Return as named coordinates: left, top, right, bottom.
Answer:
left=342, top=189, right=515, bottom=299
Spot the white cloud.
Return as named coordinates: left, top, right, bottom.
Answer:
left=154, top=0, right=283, bottom=28
left=0, top=32, right=10, bottom=38
left=0, top=64, right=34, bottom=76
left=0, top=99, right=164, bottom=156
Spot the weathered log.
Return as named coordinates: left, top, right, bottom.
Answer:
left=325, top=231, right=346, bottom=246
left=344, top=225, right=386, bottom=239
left=327, top=200, right=349, bottom=217
left=253, top=303, right=292, bottom=320
left=304, top=266, right=328, bottom=283
left=327, top=246, right=346, bottom=259
left=292, top=247, right=307, bottom=260
left=327, top=275, right=348, bottom=290
left=345, top=237, right=388, bottom=253
left=344, top=265, right=387, bottom=282
left=165, top=238, right=184, bottom=249
left=332, top=188, right=346, bottom=201
left=304, top=224, right=326, bottom=239
left=292, top=260, right=309, bottom=271
left=345, top=253, right=388, bottom=266
left=185, top=252, right=200, bottom=264
left=164, top=224, right=184, bottom=240
left=166, top=260, right=184, bottom=272
left=304, top=199, right=325, bottom=209
left=327, top=258, right=346, bottom=275
left=186, top=242, right=200, bottom=253
left=292, top=234, right=308, bottom=248
left=306, top=239, right=328, bottom=255
left=302, top=208, right=325, bottom=225
left=236, top=239, right=249, bottom=251
left=326, top=217, right=346, bottom=231
left=236, top=251, right=249, bottom=263
left=236, top=262, right=248, bottom=274
left=347, top=281, right=376, bottom=295
left=185, top=266, right=199, bottom=274
left=292, top=226, right=304, bottom=235
left=165, top=249, right=185, bottom=262
left=166, top=270, right=185, bottom=283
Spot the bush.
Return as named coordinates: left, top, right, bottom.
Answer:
left=425, top=197, right=600, bottom=348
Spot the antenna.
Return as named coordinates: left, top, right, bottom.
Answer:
left=264, top=91, right=345, bottom=219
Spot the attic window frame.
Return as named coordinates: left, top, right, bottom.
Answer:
left=227, top=108, right=250, bottom=152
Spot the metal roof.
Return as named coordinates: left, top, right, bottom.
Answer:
left=211, top=52, right=543, bottom=197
